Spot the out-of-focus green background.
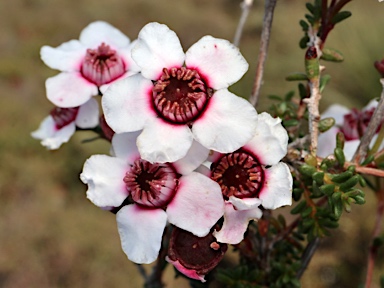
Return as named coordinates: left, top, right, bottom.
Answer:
left=1, top=0, right=383, bottom=287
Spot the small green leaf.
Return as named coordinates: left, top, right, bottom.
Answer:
left=320, top=48, right=344, bottom=62
left=339, top=175, right=359, bottom=192
left=299, top=35, right=310, bottom=49
left=319, top=117, right=335, bottom=132
left=291, top=201, right=307, bottom=214
left=299, top=164, right=317, bottom=177
left=298, top=83, right=308, bottom=99
left=319, top=74, right=331, bottom=92
left=299, top=19, right=309, bottom=31
left=331, top=171, right=353, bottom=183
left=334, top=147, right=345, bottom=167
left=320, top=184, right=335, bottom=196
left=331, top=11, right=352, bottom=25
left=283, top=119, right=299, bottom=127
left=301, top=206, right=313, bottom=218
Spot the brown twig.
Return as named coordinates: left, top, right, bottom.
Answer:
left=352, top=79, right=384, bottom=164
left=233, top=0, right=253, bottom=47
left=249, top=0, right=277, bottom=107
left=296, top=237, right=321, bottom=279
left=364, top=190, right=384, bottom=288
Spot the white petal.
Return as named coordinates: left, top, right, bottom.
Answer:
left=46, top=72, right=98, bottom=108
left=343, top=139, right=360, bottom=161
left=132, top=22, right=185, bottom=80
left=31, top=115, right=57, bottom=140
left=79, top=21, right=130, bottom=49
left=166, top=258, right=206, bottom=283
left=31, top=116, right=76, bottom=150
left=192, top=89, right=257, bottom=153
left=243, top=113, right=288, bottom=166
left=228, top=196, right=262, bottom=211
left=80, top=155, right=128, bottom=207
left=40, top=40, right=85, bottom=72
left=98, top=70, right=139, bottom=95
left=116, top=205, right=167, bottom=264
left=363, top=99, right=378, bottom=111
left=185, top=36, right=248, bottom=90
left=173, top=141, right=210, bottom=175
left=76, top=98, right=99, bottom=128
left=259, top=163, right=293, bottom=210
left=137, top=118, right=193, bottom=163
left=321, top=104, right=350, bottom=126
left=166, top=172, right=224, bottom=237
left=102, top=73, right=155, bottom=133
left=111, top=131, right=142, bottom=162
left=118, top=39, right=141, bottom=73
left=213, top=202, right=262, bottom=245
left=317, top=127, right=339, bottom=158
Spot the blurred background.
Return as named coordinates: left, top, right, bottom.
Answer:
left=1, top=0, right=383, bottom=287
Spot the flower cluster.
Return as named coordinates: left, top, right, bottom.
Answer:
left=34, top=21, right=293, bottom=282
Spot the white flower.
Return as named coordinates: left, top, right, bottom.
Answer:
left=80, top=132, right=224, bottom=264
left=41, top=21, right=140, bottom=108
left=318, top=99, right=382, bottom=160
left=206, top=113, right=293, bottom=244
left=31, top=98, right=99, bottom=149
left=102, top=22, right=257, bottom=163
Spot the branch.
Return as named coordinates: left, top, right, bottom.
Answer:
left=352, top=78, right=384, bottom=163
left=296, top=237, right=321, bottom=279
left=233, top=0, right=253, bottom=47
left=364, top=191, right=384, bottom=288
left=249, top=0, right=277, bottom=107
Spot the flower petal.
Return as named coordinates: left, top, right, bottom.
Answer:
left=343, top=139, right=360, bottom=161
left=40, top=40, right=84, bottom=72
left=166, top=258, right=206, bottom=283
left=173, top=141, right=210, bottom=175
left=192, top=89, right=257, bottom=153
left=243, top=112, right=288, bottom=165
left=213, top=202, right=262, bottom=245
left=111, top=131, right=141, bottom=162
left=79, top=21, right=130, bottom=49
left=118, top=39, right=141, bottom=74
left=80, top=155, right=128, bottom=207
left=185, top=36, right=248, bottom=90
left=31, top=116, right=76, bottom=150
left=321, top=104, right=350, bottom=126
left=166, top=172, right=224, bottom=237
left=116, top=205, right=167, bottom=264
left=259, top=163, right=292, bottom=210
left=75, top=98, right=99, bottom=129
left=227, top=196, right=262, bottom=211
left=137, top=118, right=193, bottom=163
left=46, top=72, right=98, bottom=108
left=102, top=73, right=155, bottom=133
left=132, top=22, right=185, bottom=80
left=317, top=126, right=339, bottom=158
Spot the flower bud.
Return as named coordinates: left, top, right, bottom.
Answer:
left=166, top=226, right=227, bottom=282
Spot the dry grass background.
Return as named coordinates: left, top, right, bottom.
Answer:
left=0, top=0, right=383, bottom=287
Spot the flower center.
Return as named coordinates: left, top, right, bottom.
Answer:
left=50, top=107, right=79, bottom=129
left=123, top=159, right=179, bottom=208
left=211, top=151, right=264, bottom=199
left=167, top=226, right=227, bottom=276
left=81, top=43, right=125, bottom=86
left=152, top=67, right=212, bottom=124
left=340, top=107, right=380, bottom=141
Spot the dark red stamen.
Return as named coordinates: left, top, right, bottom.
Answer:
left=50, top=107, right=79, bottom=129
left=152, top=67, right=212, bottom=124
left=123, top=159, right=179, bottom=208
left=81, top=43, right=125, bottom=86
left=211, top=151, right=264, bottom=199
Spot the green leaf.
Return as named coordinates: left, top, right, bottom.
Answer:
left=320, top=48, right=344, bottom=62
left=283, top=119, right=299, bottom=127
left=339, top=175, right=359, bottom=192
left=331, top=171, right=353, bottom=183
left=319, top=74, right=331, bottom=92
left=331, top=11, right=352, bottom=25
left=299, top=164, right=317, bottom=177
left=320, top=184, right=335, bottom=196
left=299, top=19, right=309, bottom=31
left=298, top=83, right=308, bottom=99
left=291, top=201, right=307, bottom=214
left=319, top=117, right=335, bottom=132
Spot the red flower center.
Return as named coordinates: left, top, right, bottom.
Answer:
left=211, top=151, right=264, bottom=199
left=50, top=106, right=79, bottom=129
left=340, top=107, right=379, bottom=141
left=123, top=159, right=179, bottom=208
left=81, top=43, right=125, bottom=86
left=152, top=67, right=212, bottom=125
